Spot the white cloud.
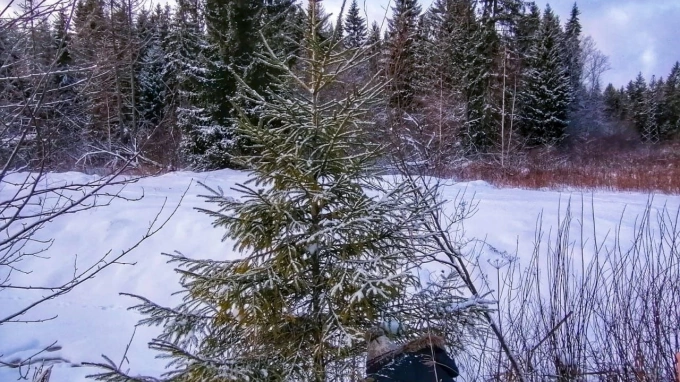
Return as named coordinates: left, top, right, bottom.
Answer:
left=513, top=0, right=678, bottom=86
left=606, top=7, right=630, bottom=26
left=581, top=1, right=678, bottom=85
left=641, top=48, right=657, bottom=74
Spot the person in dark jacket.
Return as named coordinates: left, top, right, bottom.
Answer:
left=364, top=327, right=459, bottom=382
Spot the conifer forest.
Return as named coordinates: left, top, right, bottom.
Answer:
left=2, top=0, right=679, bottom=176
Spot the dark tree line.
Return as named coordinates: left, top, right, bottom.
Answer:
left=379, top=0, right=679, bottom=167
left=1, top=0, right=679, bottom=172
left=1, top=0, right=301, bottom=170
left=603, top=64, right=680, bottom=143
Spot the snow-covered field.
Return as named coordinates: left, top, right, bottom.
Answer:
left=1, top=170, right=679, bottom=382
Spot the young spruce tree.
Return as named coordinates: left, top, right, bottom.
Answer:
left=385, top=0, right=422, bottom=109
left=88, top=1, right=451, bottom=381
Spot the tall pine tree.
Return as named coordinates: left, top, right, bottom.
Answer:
left=385, top=0, right=421, bottom=109
left=628, top=72, right=655, bottom=141
left=344, top=0, right=367, bottom=48
left=417, top=0, right=462, bottom=159
left=72, top=0, right=112, bottom=150
left=191, top=0, right=298, bottom=168
left=564, top=3, right=582, bottom=100
left=459, top=0, right=499, bottom=152
left=515, top=2, right=540, bottom=60
left=167, top=0, right=226, bottom=169
left=518, top=5, right=571, bottom=146
left=136, top=6, right=171, bottom=155
left=367, top=21, right=382, bottom=75
left=45, top=8, right=84, bottom=163
left=661, top=62, right=680, bottom=138
left=423, top=0, right=499, bottom=154
left=603, top=83, right=624, bottom=123
left=52, top=9, right=73, bottom=88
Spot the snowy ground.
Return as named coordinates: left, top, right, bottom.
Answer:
left=1, top=170, right=679, bottom=382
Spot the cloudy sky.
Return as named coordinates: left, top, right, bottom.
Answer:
left=324, top=0, right=680, bottom=88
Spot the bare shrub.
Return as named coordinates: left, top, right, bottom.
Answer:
left=397, top=159, right=679, bottom=381
left=0, top=1, right=183, bottom=379
left=448, top=138, right=680, bottom=194
left=470, top=198, right=680, bottom=381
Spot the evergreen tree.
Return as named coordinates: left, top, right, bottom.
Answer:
left=87, top=2, right=472, bottom=381
left=661, top=61, right=680, bottom=138
left=0, top=24, right=18, bottom=101
left=195, top=0, right=298, bottom=168
left=421, top=1, right=457, bottom=104
left=107, top=0, right=141, bottom=147
left=139, top=4, right=178, bottom=164
left=412, top=0, right=462, bottom=163
left=0, top=13, right=25, bottom=145
left=15, top=3, right=63, bottom=164
left=52, top=9, right=73, bottom=86
left=628, top=72, right=653, bottom=141
left=625, top=79, right=636, bottom=123
left=344, top=0, right=367, bottom=48
left=385, top=0, right=422, bottom=109
left=563, top=3, right=583, bottom=99
left=425, top=0, right=499, bottom=153
left=518, top=5, right=571, bottom=146
left=618, top=85, right=630, bottom=122
left=331, top=11, right=343, bottom=41
left=263, top=1, right=304, bottom=56
left=515, top=2, right=540, bottom=60
left=412, top=13, right=430, bottom=93
left=580, top=81, right=609, bottom=135
left=603, top=83, right=621, bottom=120
left=460, top=5, right=499, bottom=152
left=304, top=0, right=332, bottom=42
left=136, top=15, right=166, bottom=136
left=643, top=76, right=662, bottom=143
left=135, top=7, right=151, bottom=42
left=73, top=0, right=107, bottom=62
left=478, top=0, right=523, bottom=30
left=72, top=0, right=131, bottom=155
left=603, top=82, right=629, bottom=132
left=511, top=1, right=541, bottom=144
left=203, top=0, right=259, bottom=134
left=166, top=0, right=227, bottom=169
left=424, top=0, right=455, bottom=78
left=367, top=21, right=382, bottom=75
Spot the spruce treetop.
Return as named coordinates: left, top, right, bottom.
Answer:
left=344, top=0, right=367, bottom=48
